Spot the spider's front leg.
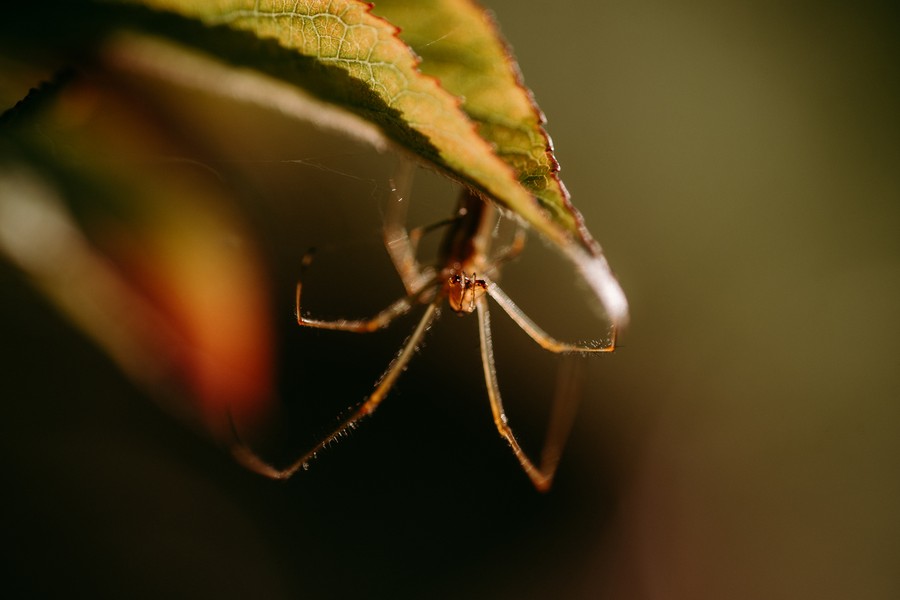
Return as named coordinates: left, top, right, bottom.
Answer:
left=295, top=249, right=439, bottom=333
left=483, top=275, right=616, bottom=354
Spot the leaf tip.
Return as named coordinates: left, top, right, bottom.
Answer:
left=568, top=245, right=630, bottom=328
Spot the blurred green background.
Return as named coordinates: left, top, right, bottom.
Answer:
left=2, top=1, right=898, bottom=598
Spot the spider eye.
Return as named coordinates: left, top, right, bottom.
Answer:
left=451, top=274, right=462, bottom=284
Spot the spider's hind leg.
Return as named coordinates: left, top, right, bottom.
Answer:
left=475, top=297, right=586, bottom=491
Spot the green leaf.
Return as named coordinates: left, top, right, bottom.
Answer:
left=118, top=0, right=627, bottom=322
left=1, top=0, right=627, bottom=323
left=369, top=0, right=627, bottom=322
left=371, top=1, right=574, bottom=235
left=111, top=1, right=542, bottom=223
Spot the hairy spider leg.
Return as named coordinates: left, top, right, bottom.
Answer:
left=476, top=298, right=592, bottom=491
left=295, top=249, right=440, bottom=333
left=232, top=297, right=443, bottom=479
left=483, top=275, right=617, bottom=354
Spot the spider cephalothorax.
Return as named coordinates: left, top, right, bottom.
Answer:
left=445, top=271, right=487, bottom=314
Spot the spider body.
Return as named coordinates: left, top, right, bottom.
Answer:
left=435, top=191, right=493, bottom=314
left=231, top=162, right=617, bottom=491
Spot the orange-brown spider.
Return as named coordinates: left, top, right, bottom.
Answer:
left=233, top=162, right=617, bottom=491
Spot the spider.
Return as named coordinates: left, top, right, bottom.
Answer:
left=232, top=161, right=617, bottom=491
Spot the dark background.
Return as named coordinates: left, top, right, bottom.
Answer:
left=2, top=1, right=899, bottom=598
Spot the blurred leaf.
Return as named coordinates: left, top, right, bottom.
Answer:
left=0, top=75, right=277, bottom=440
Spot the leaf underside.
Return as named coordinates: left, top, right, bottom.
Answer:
left=1, top=0, right=628, bottom=323
left=113, top=0, right=600, bottom=248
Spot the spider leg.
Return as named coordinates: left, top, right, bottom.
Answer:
left=483, top=275, right=616, bottom=353
left=407, top=217, right=458, bottom=251
left=383, top=158, right=431, bottom=294
left=489, top=221, right=526, bottom=269
left=538, top=355, right=586, bottom=482
left=383, top=160, right=468, bottom=290
left=296, top=249, right=439, bottom=332
left=233, top=296, right=443, bottom=479
left=478, top=296, right=579, bottom=492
